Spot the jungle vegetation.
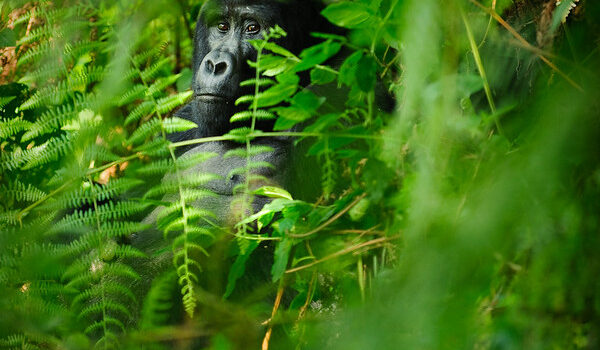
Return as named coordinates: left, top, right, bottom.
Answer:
left=1, top=0, right=599, bottom=349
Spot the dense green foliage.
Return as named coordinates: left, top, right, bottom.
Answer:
left=1, top=0, right=599, bottom=349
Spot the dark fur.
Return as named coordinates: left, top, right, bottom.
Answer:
left=171, top=0, right=328, bottom=142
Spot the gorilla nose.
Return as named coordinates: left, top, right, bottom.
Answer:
left=207, top=60, right=228, bottom=75
left=202, top=51, right=234, bottom=77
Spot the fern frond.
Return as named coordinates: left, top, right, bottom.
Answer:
left=1, top=180, right=46, bottom=203
left=140, top=271, right=177, bottom=329
left=17, top=24, right=55, bottom=46
left=180, top=188, right=218, bottom=202
left=79, top=301, right=132, bottom=321
left=83, top=144, right=120, bottom=163
left=59, top=222, right=149, bottom=256
left=72, top=281, right=137, bottom=308
left=146, top=74, right=181, bottom=98
left=0, top=96, right=16, bottom=108
left=230, top=110, right=276, bottom=123
left=227, top=161, right=274, bottom=178
left=176, top=151, right=218, bottom=169
left=135, top=138, right=171, bottom=157
left=0, top=118, right=32, bottom=139
left=0, top=210, right=21, bottom=226
left=51, top=201, right=150, bottom=234
left=22, top=133, right=73, bottom=170
left=124, top=100, right=155, bottom=126
left=135, top=158, right=173, bottom=175
left=162, top=116, right=198, bottom=133
left=144, top=173, right=220, bottom=199
left=21, top=104, right=77, bottom=141
left=18, top=41, right=54, bottom=67
left=85, top=317, right=125, bottom=334
left=113, top=245, right=146, bottom=259
left=132, top=47, right=161, bottom=67
left=63, top=40, right=103, bottom=63
left=240, top=78, right=275, bottom=88
left=20, top=80, right=71, bottom=110
left=155, top=91, right=193, bottom=115
left=223, top=145, right=274, bottom=158
left=0, top=147, right=34, bottom=171
left=68, top=65, right=105, bottom=87
left=235, top=94, right=255, bottom=106
left=20, top=65, right=65, bottom=84
left=127, top=118, right=160, bottom=145
left=141, top=57, right=172, bottom=82
left=116, top=84, right=147, bottom=107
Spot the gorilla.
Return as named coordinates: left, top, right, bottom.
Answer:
left=158, top=0, right=329, bottom=225
left=130, top=0, right=327, bottom=302
left=172, top=0, right=328, bottom=142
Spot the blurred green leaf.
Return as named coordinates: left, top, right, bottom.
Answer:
left=321, top=2, right=374, bottom=28
left=0, top=28, right=16, bottom=48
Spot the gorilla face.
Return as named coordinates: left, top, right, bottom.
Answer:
left=191, top=0, right=284, bottom=136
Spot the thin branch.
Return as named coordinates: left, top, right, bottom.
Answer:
left=288, top=193, right=367, bottom=239
left=469, top=0, right=583, bottom=92
left=286, top=236, right=399, bottom=274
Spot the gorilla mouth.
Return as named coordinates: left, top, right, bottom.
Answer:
left=195, top=93, right=231, bottom=104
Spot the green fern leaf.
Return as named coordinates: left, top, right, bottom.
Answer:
left=223, top=145, right=273, bottom=158
left=22, top=133, right=73, bottom=170
left=0, top=96, right=16, bottom=108
left=21, top=104, right=77, bottom=141
left=155, top=91, right=193, bottom=115
left=20, top=80, right=71, bottom=110
left=146, top=74, right=181, bottom=98
left=116, top=84, right=146, bottom=107
left=144, top=173, right=220, bottom=199
left=127, top=118, right=161, bottom=145
left=1, top=180, right=46, bottom=203
left=140, top=271, right=177, bottom=329
left=0, top=118, right=32, bottom=139
left=124, top=100, right=154, bottom=126
left=141, top=57, right=172, bottom=82
left=230, top=109, right=276, bottom=123
left=162, top=116, right=198, bottom=133
left=239, top=78, right=275, bottom=88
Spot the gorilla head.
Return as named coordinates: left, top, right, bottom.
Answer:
left=181, top=0, right=325, bottom=138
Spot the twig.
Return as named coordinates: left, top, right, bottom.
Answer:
left=461, top=6, right=505, bottom=136
left=288, top=193, right=367, bottom=239
left=286, top=236, right=399, bottom=274
left=261, top=267, right=287, bottom=350
left=469, top=0, right=583, bottom=92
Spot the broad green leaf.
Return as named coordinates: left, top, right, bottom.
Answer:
left=292, top=91, right=325, bottom=112
left=272, top=238, right=293, bottom=282
left=253, top=186, right=293, bottom=200
left=224, top=240, right=259, bottom=298
left=348, top=197, right=370, bottom=221
left=321, top=2, right=373, bottom=28
left=311, top=67, right=337, bottom=85
left=176, top=68, right=193, bottom=92
left=356, top=55, right=377, bottom=92
left=262, top=42, right=296, bottom=58
left=254, top=74, right=299, bottom=108
left=294, top=40, right=342, bottom=72
left=338, top=51, right=363, bottom=86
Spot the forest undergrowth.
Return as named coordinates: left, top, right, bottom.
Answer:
left=1, top=0, right=599, bottom=349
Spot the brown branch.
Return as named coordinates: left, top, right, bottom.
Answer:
left=469, top=0, right=584, bottom=92
left=286, top=236, right=400, bottom=274
left=288, top=193, right=367, bottom=239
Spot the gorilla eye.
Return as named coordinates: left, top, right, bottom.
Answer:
left=217, top=22, right=230, bottom=32
left=246, top=23, right=260, bottom=33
